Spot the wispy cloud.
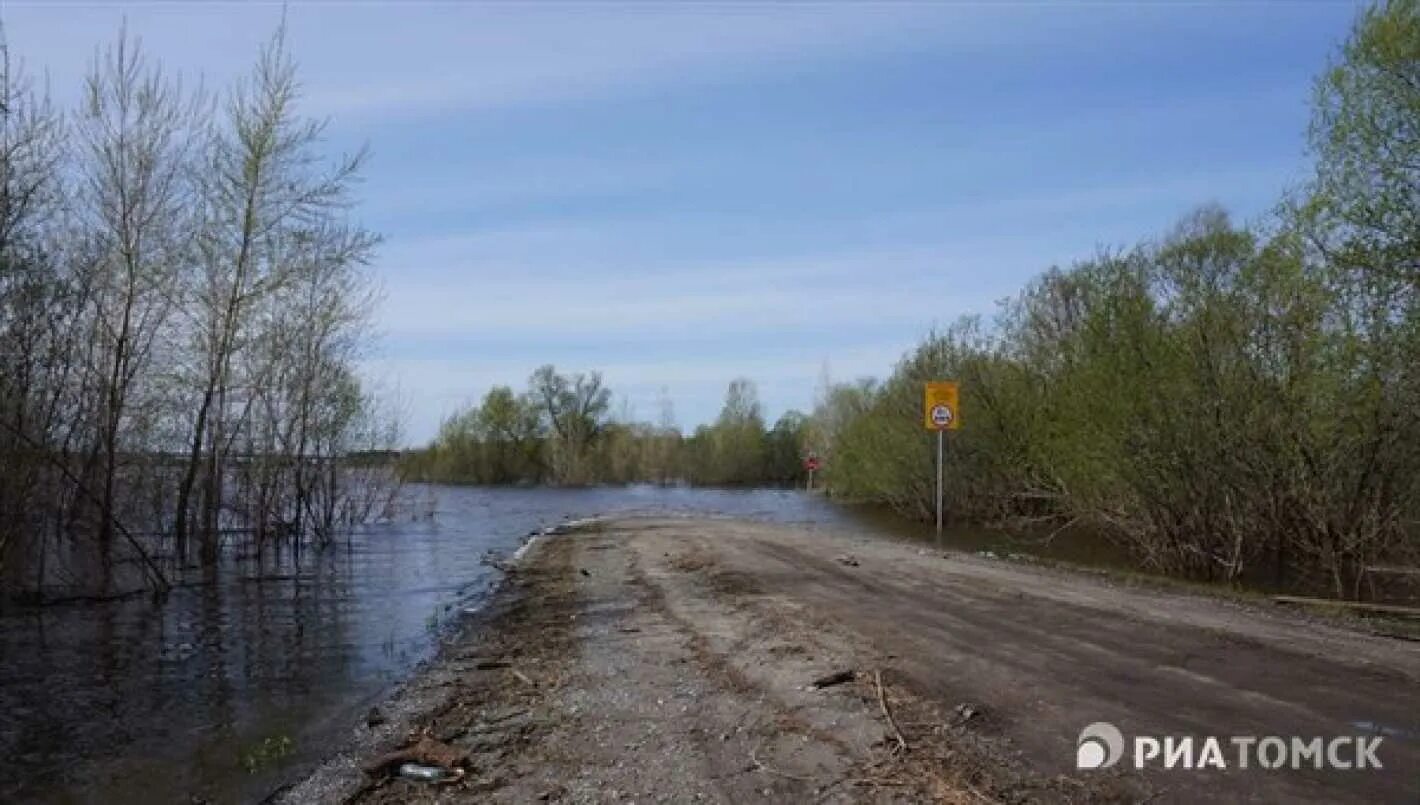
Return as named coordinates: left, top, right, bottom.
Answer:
left=293, top=5, right=970, bottom=119
left=371, top=236, right=1026, bottom=340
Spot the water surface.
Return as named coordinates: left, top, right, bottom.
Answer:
left=0, top=485, right=870, bottom=804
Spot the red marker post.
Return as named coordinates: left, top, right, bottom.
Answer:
left=803, top=453, right=821, bottom=492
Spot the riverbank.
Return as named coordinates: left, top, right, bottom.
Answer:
left=281, top=516, right=1420, bottom=803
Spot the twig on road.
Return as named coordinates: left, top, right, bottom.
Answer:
left=874, top=669, right=909, bottom=755
left=810, top=669, right=856, bottom=690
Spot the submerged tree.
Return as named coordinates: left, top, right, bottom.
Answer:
left=76, top=31, right=199, bottom=573
left=0, top=22, right=393, bottom=599
left=174, top=27, right=378, bottom=560
left=0, top=32, right=71, bottom=587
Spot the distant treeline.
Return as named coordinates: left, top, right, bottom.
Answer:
left=401, top=368, right=810, bottom=487
left=410, top=2, right=1418, bottom=599
left=0, top=28, right=398, bottom=599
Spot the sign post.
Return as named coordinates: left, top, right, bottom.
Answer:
left=936, top=428, right=944, bottom=536
left=803, top=452, right=821, bottom=492
left=923, top=381, right=960, bottom=543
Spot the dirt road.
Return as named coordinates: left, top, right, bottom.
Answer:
left=283, top=517, right=1420, bottom=803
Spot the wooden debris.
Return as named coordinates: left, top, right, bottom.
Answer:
left=1272, top=595, right=1420, bottom=618
left=810, top=669, right=856, bottom=690
left=1364, top=565, right=1420, bottom=576
left=480, top=707, right=531, bottom=726
left=874, top=669, right=909, bottom=754
left=365, top=707, right=386, bottom=728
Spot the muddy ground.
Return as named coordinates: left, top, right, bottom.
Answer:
left=279, top=517, right=1420, bottom=803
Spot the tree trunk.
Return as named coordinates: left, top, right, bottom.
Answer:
left=174, top=383, right=215, bottom=562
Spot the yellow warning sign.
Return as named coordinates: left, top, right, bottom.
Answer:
left=924, top=381, right=959, bottom=431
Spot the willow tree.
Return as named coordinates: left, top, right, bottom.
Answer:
left=0, top=21, right=388, bottom=597
left=0, top=34, right=69, bottom=586
left=528, top=365, right=610, bottom=484
left=707, top=378, right=767, bottom=485
left=76, top=32, right=199, bottom=568
left=1309, top=0, right=1419, bottom=285
left=174, top=28, right=374, bottom=560
left=1291, top=0, right=1420, bottom=593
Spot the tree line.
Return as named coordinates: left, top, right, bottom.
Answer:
left=0, top=27, right=397, bottom=600
left=401, top=368, right=811, bottom=487
left=814, top=1, right=1419, bottom=598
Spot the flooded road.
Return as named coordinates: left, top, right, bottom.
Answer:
left=0, top=485, right=872, bottom=804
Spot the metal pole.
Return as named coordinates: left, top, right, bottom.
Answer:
left=935, top=429, right=944, bottom=542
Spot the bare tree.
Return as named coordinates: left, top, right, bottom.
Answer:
left=0, top=30, right=70, bottom=588
left=73, top=29, right=198, bottom=578
left=173, top=26, right=373, bottom=561
left=0, top=20, right=391, bottom=600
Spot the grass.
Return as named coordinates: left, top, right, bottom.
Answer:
left=239, top=734, right=294, bottom=774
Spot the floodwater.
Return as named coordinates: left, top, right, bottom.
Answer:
left=0, top=484, right=887, bottom=804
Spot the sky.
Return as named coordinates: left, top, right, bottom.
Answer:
left=4, top=1, right=1364, bottom=444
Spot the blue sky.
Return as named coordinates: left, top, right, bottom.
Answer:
left=6, top=1, right=1362, bottom=443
